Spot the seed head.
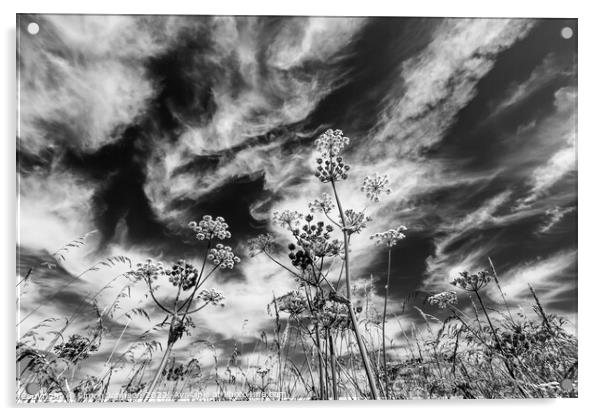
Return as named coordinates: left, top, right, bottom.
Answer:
left=248, top=234, right=275, bottom=257
left=198, top=288, right=225, bottom=306
left=308, top=193, right=335, bottom=214
left=361, top=173, right=392, bottom=202
left=450, top=270, right=492, bottom=292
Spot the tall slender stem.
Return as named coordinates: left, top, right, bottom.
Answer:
left=330, top=179, right=379, bottom=400
left=143, top=339, right=174, bottom=402
left=328, top=329, right=339, bottom=400
left=474, top=289, right=529, bottom=398
left=381, top=248, right=391, bottom=399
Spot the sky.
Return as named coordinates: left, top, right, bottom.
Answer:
left=16, top=15, right=577, bottom=391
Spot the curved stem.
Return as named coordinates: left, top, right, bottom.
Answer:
left=146, top=279, right=173, bottom=315
left=330, top=178, right=379, bottom=400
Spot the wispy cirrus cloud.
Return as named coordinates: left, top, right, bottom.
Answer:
left=16, top=16, right=577, bottom=392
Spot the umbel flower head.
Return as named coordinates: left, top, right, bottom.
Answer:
left=361, top=173, right=392, bottom=202
left=341, top=209, right=372, bottom=234
left=247, top=234, right=275, bottom=257
left=168, top=260, right=199, bottom=291
left=276, top=290, right=308, bottom=315
left=189, top=215, right=231, bottom=241
left=272, top=210, right=303, bottom=229
left=308, top=193, right=335, bottom=214
left=129, top=258, right=165, bottom=282
left=427, top=291, right=458, bottom=309
left=314, top=129, right=350, bottom=158
left=370, top=225, right=408, bottom=248
left=198, top=288, right=225, bottom=306
left=314, top=129, right=351, bottom=183
left=208, top=244, right=241, bottom=269
left=451, top=270, right=492, bottom=292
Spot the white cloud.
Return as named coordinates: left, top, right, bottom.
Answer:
left=369, top=18, right=534, bottom=156
left=18, top=15, right=165, bottom=153
left=487, top=250, right=577, bottom=305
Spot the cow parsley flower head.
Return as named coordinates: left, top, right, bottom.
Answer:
left=130, top=259, right=165, bottom=282
left=451, top=270, right=492, bottom=292
left=314, top=129, right=352, bottom=182
left=198, top=288, right=225, bottom=306
left=361, top=173, right=392, bottom=202
left=314, top=129, right=350, bottom=158
left=341, top=209, right=372, bottom=234
left=276, top=291, right=308, bottom=315
left=427, top=291, right=458, bottom=309
left=370, top=225, right=407, bottom=247
left=272, top=210, right=303, bottom=229
left=247, top=234, right=275, bottom=257
left=308, top=193, right=335, bottom=214
left=168, top=260, right=199, bottom=291
left=189, top=215, right=231, bottom=240
left=207, top=244, right=241, bottom=269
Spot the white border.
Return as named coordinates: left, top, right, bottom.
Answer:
left=2, top=0, right=600, bottom=414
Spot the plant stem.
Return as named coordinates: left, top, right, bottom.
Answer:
left=143, top=339, right=175, bottom=402
left=329, top=178, right=379, bottom=400
left=381, top=248, right=391, bottom=399
left=328, top=329, right=339, bottom=400
left=474, top=289, right=529, bottom=398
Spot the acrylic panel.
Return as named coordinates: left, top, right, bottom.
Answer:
left=16, top=14, right=578, bottom=402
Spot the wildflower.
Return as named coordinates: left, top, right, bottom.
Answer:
left=208, top=244, right=241, bottom=269
left=317, top=238, right=344, bottom=257
left=370, top=225, right=407, bottom=247
left=189, top=215, right=232, bottom=240
left=272, top=210, right=303, bottom=229
left=256, top=367, right=270, bottom=377
left=198, top=288, right=225, bottom=306
left=450, top=270, right=492, bottom=292
left=361, top=173, right=392, bottom=202
left=308, top=193, right=335, bottom=214
left=54, top=334, right=98, bottom=363
left=427, top=291, right=458, bottom=309
left=314, top=129, right=352, bottom=182
left=276, top=291, right=308, bottom=315
left=314, top=129, right=350, bottom=158
left=321, top=301, right=351, bottom=329
left=129, top=258, right=165, bottom=282
left=248, top=234, right=275, bottom=257
left=341, top=209, right=372, bottom=234
left=167, top=260, right=199, bottom=291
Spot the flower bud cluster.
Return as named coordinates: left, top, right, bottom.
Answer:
left=189, top=215, right=231, bottom=241
left=168, top=260, right=199, bottom=291
left=208, top=244, right=241, bottom=269
left=315, top=156, right=351, bottom=183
